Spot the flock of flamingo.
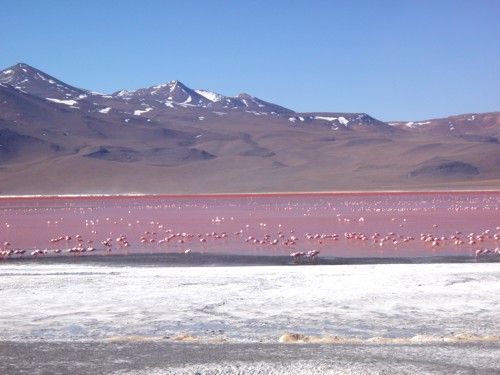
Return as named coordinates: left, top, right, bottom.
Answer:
left=0, top=194, right=499, bottom=262
left=0, top=227, right=323, bottom=261
left=0, top=216, right=499, bottom=261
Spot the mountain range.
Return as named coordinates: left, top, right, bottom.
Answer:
left=0, top=63, right=499, bottom=195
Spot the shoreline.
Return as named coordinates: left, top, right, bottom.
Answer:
left=1, top=252, right=497, bottom=266
left=0, top=189, right=499, bottom=201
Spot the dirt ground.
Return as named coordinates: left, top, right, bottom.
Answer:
left=0, top=340, right=499, bottom=375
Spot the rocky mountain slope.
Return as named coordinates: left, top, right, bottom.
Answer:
left=0, top=63, right=499, bottom=195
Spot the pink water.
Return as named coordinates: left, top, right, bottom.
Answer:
left=0, top=192, right=499, bottom=259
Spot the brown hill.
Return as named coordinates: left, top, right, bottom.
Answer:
left=0, top=63, right=499, bottom=195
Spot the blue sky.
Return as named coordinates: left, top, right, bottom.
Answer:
left=1, top=0, right=499, bottom=121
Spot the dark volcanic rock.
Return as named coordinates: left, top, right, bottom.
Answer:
left=84, top=146, right=141, bottom=163
left=408, top=159, right=479, bottom=178
left=460, top=134, right=498, bottom=143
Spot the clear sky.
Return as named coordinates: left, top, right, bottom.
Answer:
left=1, top=0, right=499, bottom=121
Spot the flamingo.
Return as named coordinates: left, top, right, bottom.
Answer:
left=307, top=249, right=320, bottom=259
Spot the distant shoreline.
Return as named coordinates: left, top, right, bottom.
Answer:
left=0, top=189, right=499, bottom=201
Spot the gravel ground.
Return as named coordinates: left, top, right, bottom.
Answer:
left=1, top=340, right=499, bottom=375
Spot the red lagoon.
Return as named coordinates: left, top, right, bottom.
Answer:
left=0, top=192, right=499, bottom=260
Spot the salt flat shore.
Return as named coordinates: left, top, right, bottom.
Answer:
left=1, top=261, right=499, bottom=374
left=1, top=262, right=499, bottom=342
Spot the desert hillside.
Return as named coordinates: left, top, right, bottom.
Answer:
left=1, top=63, right=499, bottom=195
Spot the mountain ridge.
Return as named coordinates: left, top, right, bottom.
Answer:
left=0, top=62, right=499, bottom=195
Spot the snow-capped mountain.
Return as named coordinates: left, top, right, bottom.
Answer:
left=113, top=80, right=213, bottom=106
left=112, top=79, right=294, bottom=114
left=0, top=63, right=293, bottom=116
left=0, top=63, right=88, bottom=101
left=0, top=62, right=499, bottom=195
left=0, top=63, right=390, bottom=129
left=0, top=63, right=403, bottom=129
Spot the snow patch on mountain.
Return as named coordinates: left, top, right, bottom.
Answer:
left=339, top=116, right=349, bottom=125
left=246, top=110, right=268, bottom=116
left=115, top=90, right=133, bottom=97
left=195, top=89, right=223, bottom=102
left=134, top=107, right=153, bottom=116
left=151, top=83, right=168, bottom=95
left=406, top=121, right=431, bottom=128
left=46, top=98, right=79, bottom=106
left=290, top=116, right=350, bottom=126
left=315, top=116, right=338, bottom=122
left=288, top=116, right=306, bottom=123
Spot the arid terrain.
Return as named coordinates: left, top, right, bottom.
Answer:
left=1, top=63, right=499, bottom=195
